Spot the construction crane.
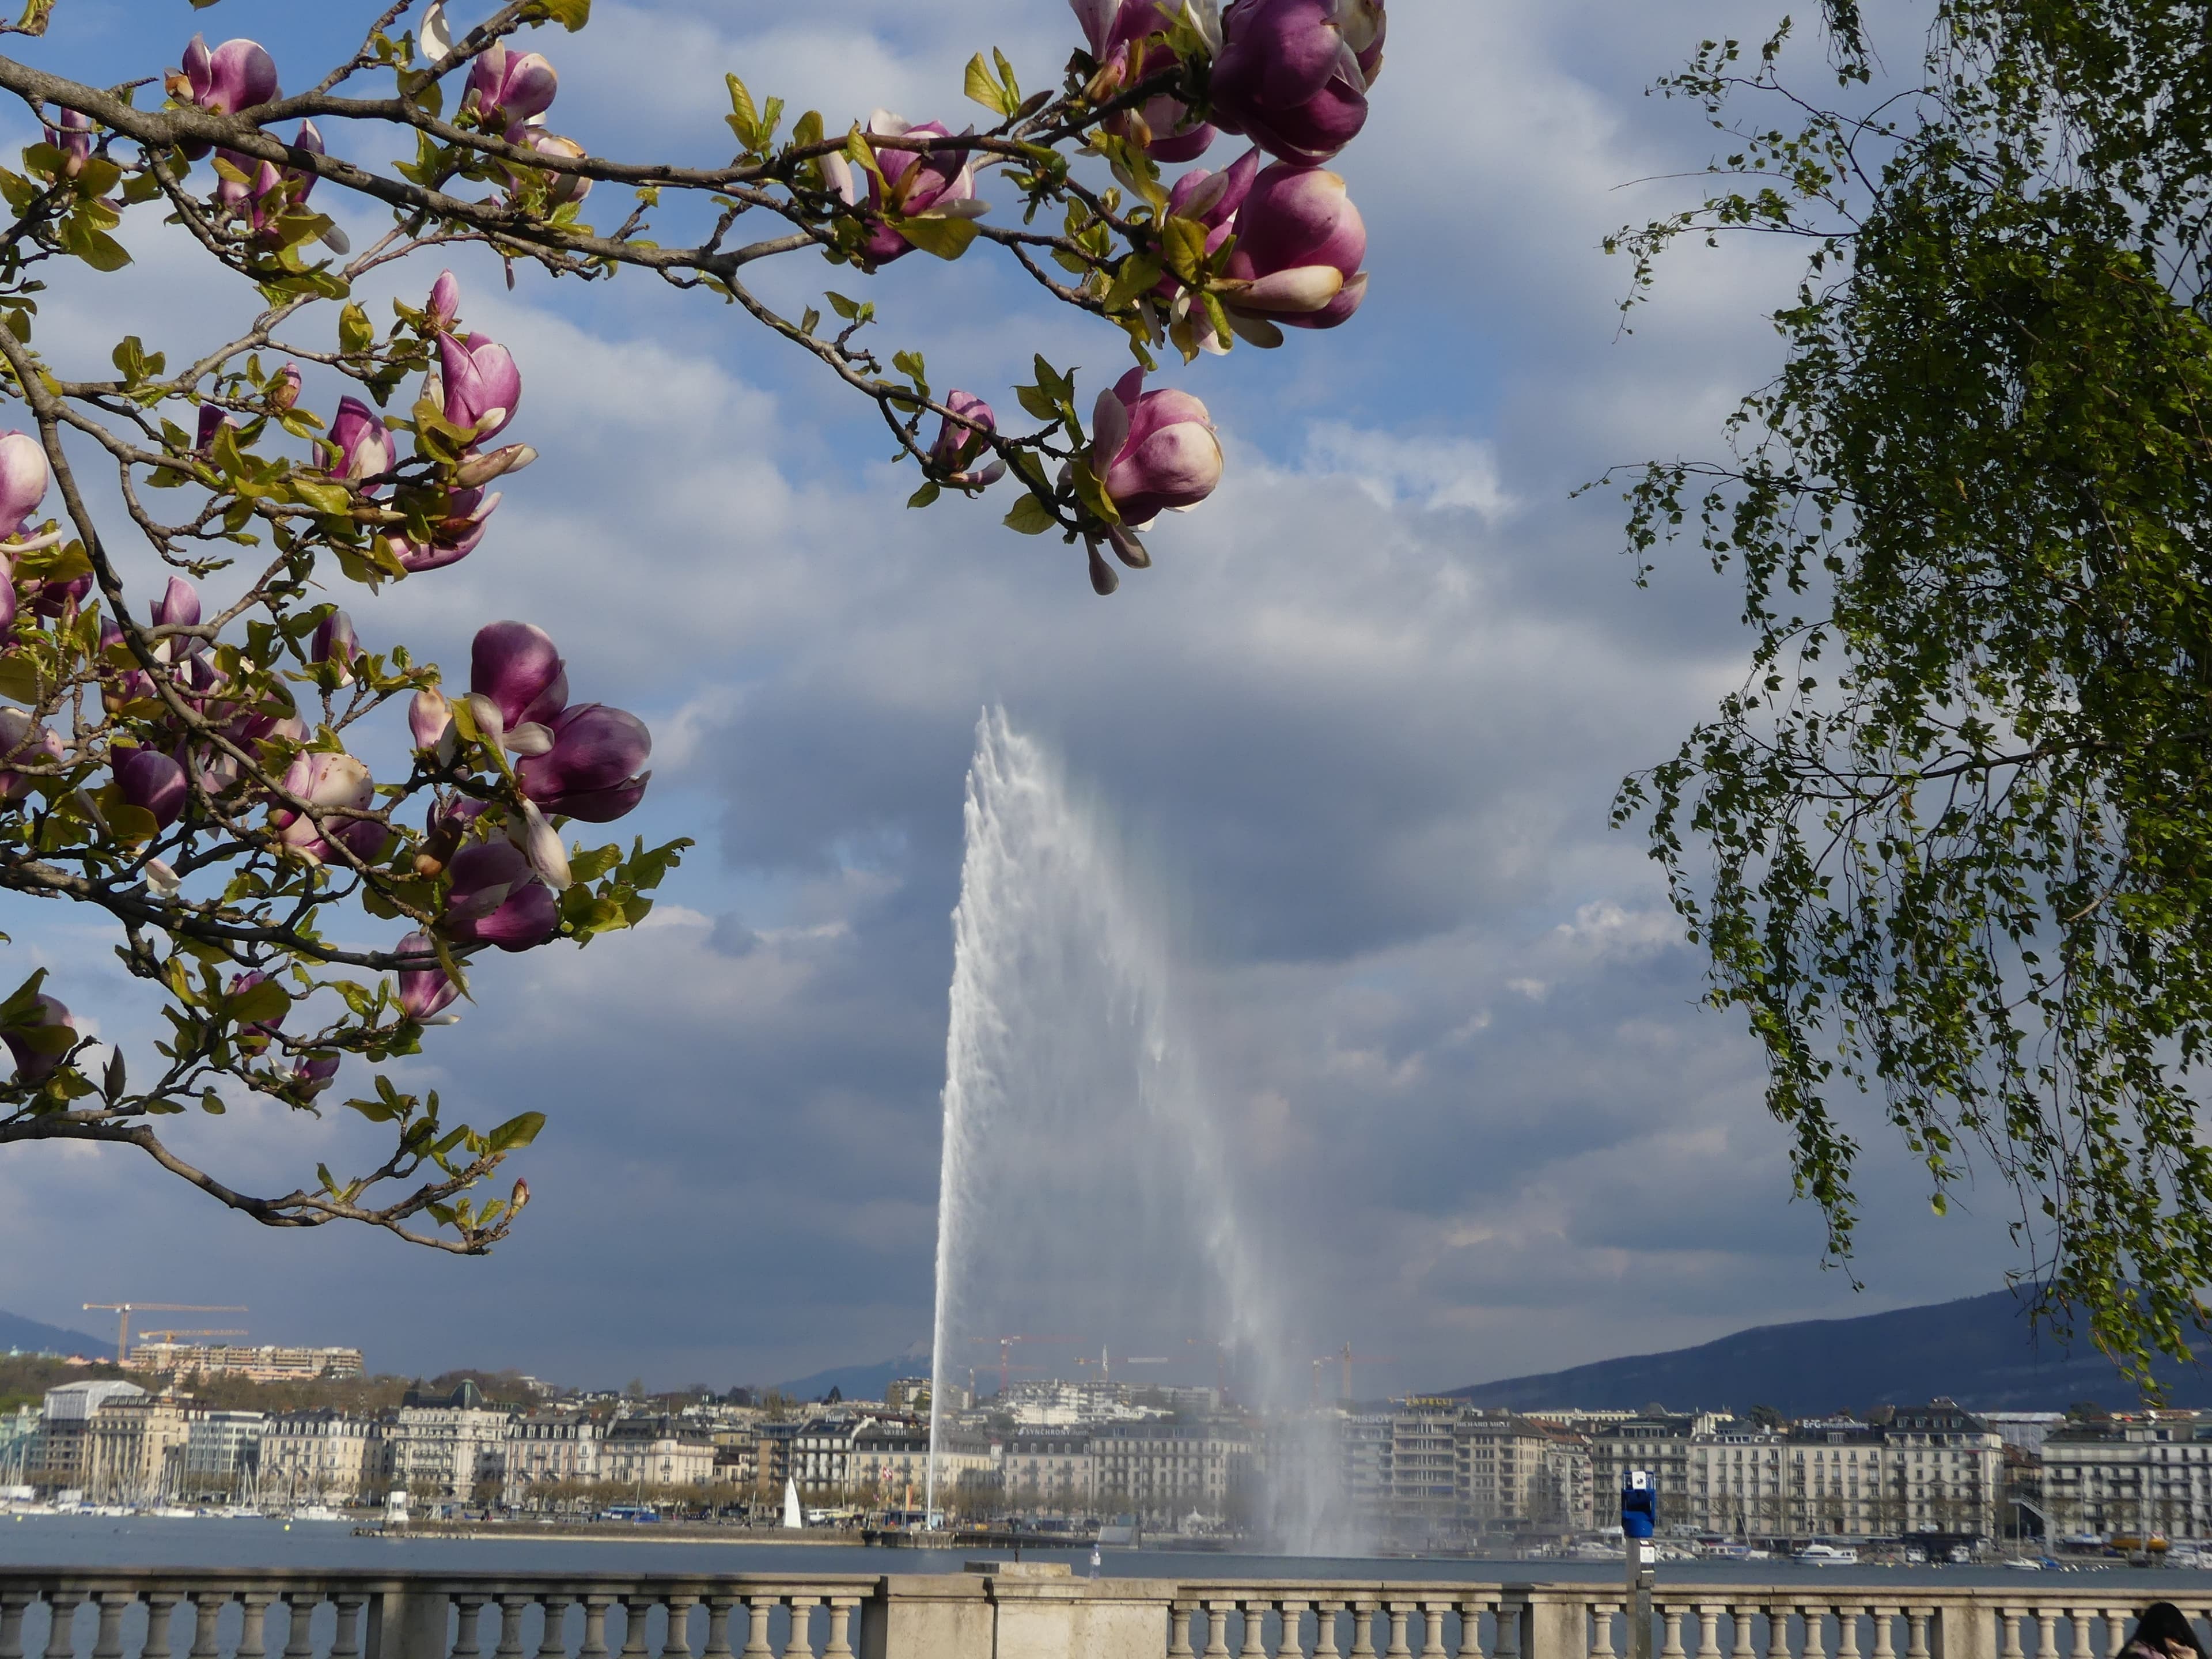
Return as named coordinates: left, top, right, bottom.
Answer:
left=1312, top=1342, right=1395, bottom=1405
left=1187, top=1337, right=1231, bottom=1399
left=82, top=1304, right=248, bottom=1365
left=967, top=1334, right=1078, bottom=1395
left=1072, top=1347, right=1172, bottom=1381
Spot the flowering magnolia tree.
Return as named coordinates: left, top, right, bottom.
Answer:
left=0, top=0, right=1384, bottom=1251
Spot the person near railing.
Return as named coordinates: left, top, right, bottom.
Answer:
left=2120, top=1603, right=2205, bottom=1659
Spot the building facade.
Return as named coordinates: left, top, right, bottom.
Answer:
left=259, top=1411, right=385, bottom=1505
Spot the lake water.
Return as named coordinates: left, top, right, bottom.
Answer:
left=3, top=1513, right=2210, bottom=1588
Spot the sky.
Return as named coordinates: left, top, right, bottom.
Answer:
left=0, top=0, right=2034, bottom=1401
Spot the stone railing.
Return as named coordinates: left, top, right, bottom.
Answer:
left=0, top=1569, right=2196, bottom=1659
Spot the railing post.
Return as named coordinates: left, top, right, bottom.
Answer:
left=1313, top=1602, right=1344, bottom=1659
left=1456, top=1600, right=1491, bottom=1659
left=378, top=1588, right=451, bottom=1659
left=143, top=1594, right=181, bottom=1659
left=41, top=1590, right=85, bottom=1659
left=733, top=1600, right=770, bottom=1659
left=238, top=1593, right=276, bottom=1659
left=1240, top=1600, right=1270, bottom=1659
left=0, top=1590, right=34, bottom=1659
left=823, top=1597, right=859, bottom=1659
left=1523, top=1596, right=1582, bottom=1659
left=332, top=1597, right=368, bottom=1659
left=1940, top=1603, right=1995, bottom=1659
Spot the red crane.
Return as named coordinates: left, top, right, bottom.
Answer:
left=967, top=1334, right=1078, bottom=1395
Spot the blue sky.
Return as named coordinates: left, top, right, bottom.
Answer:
left=0, top=0, right=2027, bottom=1398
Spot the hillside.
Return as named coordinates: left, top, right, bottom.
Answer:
left=1446, top=1288, right=2209, bottom=1415
left=0, top=1308, right=109, bottom=1359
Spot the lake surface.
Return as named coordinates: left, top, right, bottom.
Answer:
left=3, top=1513, right=2210, bottom=1588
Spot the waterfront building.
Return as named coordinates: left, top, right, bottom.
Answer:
left=2042, top=1412, right=2212, bottom=1540
left=180, top=1411, right=264, bottom=1502
left=792, top=1416, right=865, bottom=1497
left=600, top=1415, right=715, bottom=1492
left=259, top=1410, right=385, bottom=1506
left=1387, top=1399, right=1461, bottom=1527
left=999, top=1427, right=1096, bottom=1513
left=885, top=1378, right=931, bottom=1415
left=506, top=1409, right=604, bottom=1497
left=129, top=1342, right=365, bottom=1381
left=0, top=1403, right=35, bottom=1487
left=1092, top=1419, right=1254, bottom=1525
left=1983, top=1412, right=2067, bottom=1457
left=1338, top=1411, right=1393, bottom=1515
left=391, top=1380, right=514, bottom=1501
left=84, top=1396, right=192, bottom=1504
left=32, top=1380, right=146, bottom=1496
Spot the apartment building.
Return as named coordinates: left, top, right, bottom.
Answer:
left=129, top=1343, right=364, bottom=1381
left=180, top=1411, right=264, bottom=1500
left=600, top=1415, right=715, bottom=1491
left=999, top=1428, right=1096, bottom=1513
left=31, top=1380, right=146, bottom=1496
left=83, top=1395, right=192, bottom=1503
left=2042, top=1413, right=2212, bottom=1539
left=1092, top=1419, right=1254, bottom=1524
left=260, top=1410, right=387, bottom=1505
left=391, top=1380, right=514, bottom=1500
left=506, top=1409, right=604, bottom=1495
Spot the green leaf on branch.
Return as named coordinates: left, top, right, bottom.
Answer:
left=889, top=212, right=980, bottom=260
left=527, top=0, right=590, bottom=28
left=488, top=1111, right=546, bottom=1153
left=222, top=977, right=291, bottom=1027
left=1005, top=493, right=1058, bottom=535
left=908, top=481, right=941, bottom=509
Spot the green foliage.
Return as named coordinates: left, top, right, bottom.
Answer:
left=1618, top=0, right=2212, bottom=1384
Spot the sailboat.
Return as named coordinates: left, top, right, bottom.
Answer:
left=782, top=1477, right=804, bottom=1529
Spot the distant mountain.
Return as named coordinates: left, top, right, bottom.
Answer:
left=775, top=1342, right=930, bottom=1404
left=1446, top=1289, right=2211, bottom=1416
left=0, top=1308, right=109, bottom=1359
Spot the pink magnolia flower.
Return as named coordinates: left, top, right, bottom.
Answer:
left=176, top=36, right=278, bottom=118
left=271, top=750, right=385, bottom=865
left=226, top=969, right=283, bottom=1055
left=821, top=113, right=986, bottom=268
left=384, top=485, right=501, bottom=573
left=3, top=992, right=74, bottom=1084
left=0, top=431, right=49, bottom=528
left=214, top=121, right=338, bottom=251
left=1219, top=161, right=1368, bottom=333
left=466, top=41, right=559, bottom=138
left=469, top=621, right=568, bottom=737
left=1210, top=0, right=1384, bottom=166
left=393, top=930, right=461, bottom=1023
left=312, top=608, right=357, bottom=684
left=0, top=708, right=62, bottom=802
left=290, top=1054, right=340, bottom=1096
left=330, top=397, right=395, bottom=491
left=929, top=392, right=1006, bottom=490
left=443, top=840, right=559, bottom=952
left=43, top=108, right=91, bottom=177
left=436, top=332, right=521, bottom=440
left=115, top=747, right=188, bottom=830
left=515, top=704, right=651, bottom=822
left=1073, top=0, right=1219, bottom=162
left=1091, top=368, right=1224, bottom=526
left=510, top=131, right=592, bottom=208
left=427, top=270, right=461, bottom=332
left=409, top=687, right=454, bottom=754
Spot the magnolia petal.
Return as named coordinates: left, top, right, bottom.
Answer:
left=514, top=799, right=571, bottom=892
left=503, top=721, right=555, bottom=757
left=461, top=692, right=507, bottom=751
left=1092, top=382, right=1132, bottom=470
left=421, top=0, right=452, bottom=60
left=144, top=858, right=181, bottom=898
left=1224, top=308, right=1287, bottom=348
left=1229, top=264, right=1345, bottom=312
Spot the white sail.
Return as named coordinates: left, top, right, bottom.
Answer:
left=782, top=1476, right=803, bottom=1529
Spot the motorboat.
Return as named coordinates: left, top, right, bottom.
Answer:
left=1796, top=1543, right=1859, bottom=1565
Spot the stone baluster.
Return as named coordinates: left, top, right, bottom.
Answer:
left=1764, top=1607, right=1792, bottom=1659
left=2103, top=1610, right=2131, bottom=1658
left=1350, top=1602, right=1380, bottom=1659
left=787, top=1596, right=822, bottom=1659
left=1419, top=1603, right=1449, bottom=1659
left=734, top=1598, right=772, bottom=1659
left=822, top=1597, right=859, bottom=1659
left=2034, top=1608, right=2059, bottom=1659
left=1282, top=1601, right=1312, bottom=1659
left=1314, top=1600, right=1347, bottom=1659
left=90, top=1590, right=132, bottom=1659
left=1868, top=1607, right=1897, bottom=1659
left=449, top=1594, right=492, bottom=1659
left=1590, top=1604, right=1620, bottom=1659
left=1169, top=1605, right=1199, bottom=1659
left=282, top=1593, right=322, bottom=1659
left=1692, top=1606, right=1722, bottom=1659
left=617, top=1597, right=654, bottom=1659
left=537, top=1597, right=574, bottom=1659
left=1238, top=1600, right=1270, bottom=1659
left=1454, top=1599, right=1490, bottom=1659
left=579, top=1598, right=615, bottom=1659
left=1904, top=1609, right=1931, bottom=1659
left=1494, top=1601, right=1523, bottom=1659
left=41, top=1590, right=86, bottom=1659
left=2063, top=1611, right=2097, bottom=1659
left=1992, top=1609, right=2021, bottom=1659
left=0, top=1590, right=34, bottom=1659
left=660, top=1596, right=696, bottom=1659
left=1659, top=1607, right=1685, bottom=1659
left=699, top=1598, right=733, bottom=1659
left=1386, top=1603, right=1415, bottom=1659
left=1800, top=1607, right=1828, bottom=1659
left=1202, top=1602, right=1233, bottom=1659
left=143, top=1593, right=182, bottom=1659
left=1835, top=1605, right=1862, bottom=1659
left=236, top=1593, right=275, bottom=1659
left=186, top=1593, right=226, bottom=1659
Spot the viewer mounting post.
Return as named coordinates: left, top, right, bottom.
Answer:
left=1623, top=1468, right=1657, bottom=1659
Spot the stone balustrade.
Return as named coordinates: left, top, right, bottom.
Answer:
left=0, top=1569, right=2199, bottom=1659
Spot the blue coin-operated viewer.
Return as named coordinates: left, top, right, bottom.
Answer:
left=1621, top=1469, right=1658, bottom=1539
